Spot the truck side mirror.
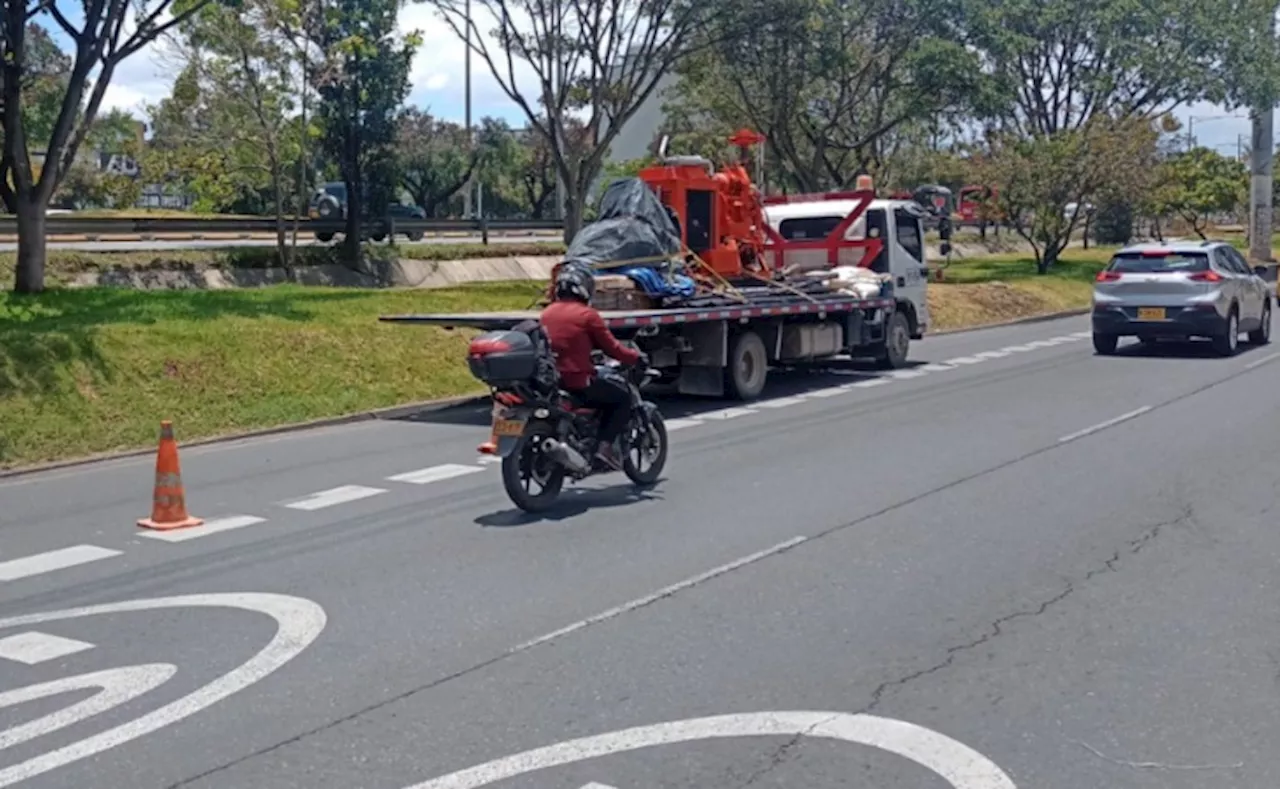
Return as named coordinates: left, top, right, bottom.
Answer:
left=940, top=241, right=952, bottom=257
left=937, top=217, right=952, bottom=241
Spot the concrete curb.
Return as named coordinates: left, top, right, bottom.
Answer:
left=0, top=393, right=490, bottom=481
left=0, top=307, right=1091, bottom=480
left=929, top=307, right=1091, bottom=336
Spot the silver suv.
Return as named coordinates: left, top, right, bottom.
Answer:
left=1091, top=240, right=1273, bottom=356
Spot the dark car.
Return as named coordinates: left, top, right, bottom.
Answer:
left=308, top=181, right=427, bottom=242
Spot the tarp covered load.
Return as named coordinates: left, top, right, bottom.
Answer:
left=562, top=177, right=695, bottom=300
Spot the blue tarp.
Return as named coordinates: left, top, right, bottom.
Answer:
left=618, top=266, right=696, bottom=299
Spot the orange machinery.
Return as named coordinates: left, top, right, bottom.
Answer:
left=636, top=129, right=885, bottom=281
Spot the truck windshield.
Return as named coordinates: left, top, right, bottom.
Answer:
left=778, top=216, right=867, bottom=241
left=1108, top=252, right=1209, bottom=273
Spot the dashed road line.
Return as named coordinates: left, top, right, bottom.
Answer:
left=1058, top=406, right=1152, bottom=444
left=945, top=356, right=983, bottom=365
left=139, top=515, right=267, bottom=543
left=753, top=396, right=809, bottom=408
left=1244, top=351, right=1280, bottom=370
left=663, top=418, right=704, bottom=431
left=0, top=631, right=95, bottom=665
left=388, top=464, right=485, bottom=485
left=0, top=545, right=122, bottom=582
left=284, top=485, right=387, bottom=511
left=696, top=407, right=757, bottom=420
left=850, top=378, right=891, bottom=388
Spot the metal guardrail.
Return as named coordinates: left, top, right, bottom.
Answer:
left=0, top=215, right=565, bottom=238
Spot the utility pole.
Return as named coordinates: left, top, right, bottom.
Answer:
left=1248, top=8, right=1277, bottom=264
left=463, top=0, right=473, bottom=219
left=552, top=1, right=566, bottom=223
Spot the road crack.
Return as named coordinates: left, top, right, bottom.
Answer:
left=860, top=505, right=1192, bottom=713
left=732, top=713, right=841, bottom=787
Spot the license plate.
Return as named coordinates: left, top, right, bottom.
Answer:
left=1137, top=307, right=1166, bottom=321
left=492, top=417, right=526, bottom=437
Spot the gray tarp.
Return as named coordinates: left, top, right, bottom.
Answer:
left=563, top=178, right=682, bottom=271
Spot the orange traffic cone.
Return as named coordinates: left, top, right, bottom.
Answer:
left=137, top=421, right=204, bottom=531
left=477, top=401, right=500, bottom=455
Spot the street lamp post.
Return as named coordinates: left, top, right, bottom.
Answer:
left=463, top=0, right=473, bottom=219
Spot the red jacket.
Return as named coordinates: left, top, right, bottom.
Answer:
left=540, top=300, right=641, bottom=389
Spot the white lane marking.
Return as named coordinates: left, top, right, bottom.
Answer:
left=1001, top=345, right=1032, bottom=353
left=1058, top=406, right=1153, bottom=444
left=284, top=484, right=387, bottom=510
left=515, top=536, right=807, bottom=652
left=1244, top=352, right=1280, bottom=370
left=578, top=784, right=618, bottom=789
left=403, top=710, right=1015, bottom=789
left=389, top=464, right=485, bottom=485
left=973, top=350, right=1009, bottom=359
left=754, top=396, right=809, bottom=408
left=0, top=665, right=177, bottom=751
left=1070, top=330, right=1092, bottom=338
left=695, top=407, right=756, bottom=420
left=139, top=515, right=266, bottom=543
left=663, top=418, right=703, bottom=431
left=805, top=386, right=852, bottom=397
left=1024, top=340, right=1055, bottom=348
left=944, top=356, right=983, bottom=365
left=0, top=593, right=326, bottom=787
left=0, top=632, right=95, bottom=665
left=476, top=455, right=501, bottom=466
left=887, top=369, right=928, bottom=379
left=919, top=363, right=956, bottom=372
left=0, top=546, right=122, bottom=582
left=850, top=378, right=890, bottom=388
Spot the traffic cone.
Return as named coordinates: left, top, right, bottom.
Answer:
left=137, top=421, right=203, bottom=531
left=477, top=401, right=500, bottom=455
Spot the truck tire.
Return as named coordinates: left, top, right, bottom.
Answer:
left=315, top=232, right=335, bottom=243
left=874, top=311, right=911, bottom=369
left=725, top=330, right=768, bottom=400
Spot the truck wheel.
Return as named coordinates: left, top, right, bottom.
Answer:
left=315, top=232, right=335, bottom=243
left=725, top=330, right=768, bottom=400
left=874, top=312, right=911, bottom=369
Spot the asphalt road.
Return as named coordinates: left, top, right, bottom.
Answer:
left=0, top=234, right=558, bottom=253
left=2, top=314, right=1279, bottom=788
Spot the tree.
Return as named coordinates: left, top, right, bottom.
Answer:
left=666, top=0, right=992, bottom=193
left=0, top=23, right=71, bottom=212
left=964, top=0, right=1234, bottom=137
left=309, top=0, right=417, bottom=263
left=975, top=116, right=1160, bottom=273
left=1150, top=147, right=1247, bottom=238
left=178, top=0, right=305, bottom=263
left=428, top=0, right=717, bottom=242
left=3, top=0, right=228, bottom=293
left=395, top=110, right=519, bottom=217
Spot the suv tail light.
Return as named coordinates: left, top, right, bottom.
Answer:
left=1096, top=270, right=1122, bottom=282
left=1189, top=270, right=1223, bottom=282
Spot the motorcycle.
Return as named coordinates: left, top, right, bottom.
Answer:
left=466, top=321, right=669, bottom=513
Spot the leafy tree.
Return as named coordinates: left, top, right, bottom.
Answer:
left=177, top=0, right=305, bottom=262
left=309, top=0, right=417, bottom=262
left=395, top=110, right=518, bottom=217
left=1150, top=147, right=1247, bottom=238
left=964, top=0, right=1234, bottom=137
left=975, top=117, right=1160, bottom=273
left=429, top=0, right=718, bottom=242
left=666, top=0, right=993, bottom=193
left=3, top=0, right=228, bottom=293
left=0, top=23, right=71, bottom=211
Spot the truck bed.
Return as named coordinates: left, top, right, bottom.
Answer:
left=379, top=293, right=894, bottom=332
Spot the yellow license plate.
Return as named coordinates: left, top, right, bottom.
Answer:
left=1137, top=307, right=1166, bottom=321
left=492, top=417, right=526, bottom=437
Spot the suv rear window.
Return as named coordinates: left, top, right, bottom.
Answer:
left=1108, top=251, right=1209, bottom=273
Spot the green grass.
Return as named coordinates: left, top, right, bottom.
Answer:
left=0, top=282, right=544, bottom=469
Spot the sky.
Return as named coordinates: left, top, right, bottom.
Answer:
left=34, top=4, right=1262, bottom=157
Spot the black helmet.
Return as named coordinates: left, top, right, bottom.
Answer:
left=554, top=264, right=595, bottom=304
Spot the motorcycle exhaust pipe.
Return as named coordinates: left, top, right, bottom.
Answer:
left=540, top=437, right=591, bottom=473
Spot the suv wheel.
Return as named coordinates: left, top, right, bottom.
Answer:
left=1213, top=308, right=1239, bottom=356
left=1248, top=299, right=1272, bottom=345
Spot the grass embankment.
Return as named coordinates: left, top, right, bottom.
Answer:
left=0, top=282, right=544, bottom=469
left=929, top=249, right=1111, bottom=330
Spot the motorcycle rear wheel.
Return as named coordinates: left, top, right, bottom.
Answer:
left=622, top=410, right=668, bottom=487
left=502, top=423, right=566, bottom=513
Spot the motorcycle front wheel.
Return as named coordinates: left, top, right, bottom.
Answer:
left=501, top=423, right=566, bottom=513
left=622, top=410, right=668, bottom=487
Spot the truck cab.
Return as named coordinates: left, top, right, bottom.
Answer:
left=761, top=198, right=934, bottom=339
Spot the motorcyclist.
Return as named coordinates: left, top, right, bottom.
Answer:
left=540, top=264, right=647, bottom=470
